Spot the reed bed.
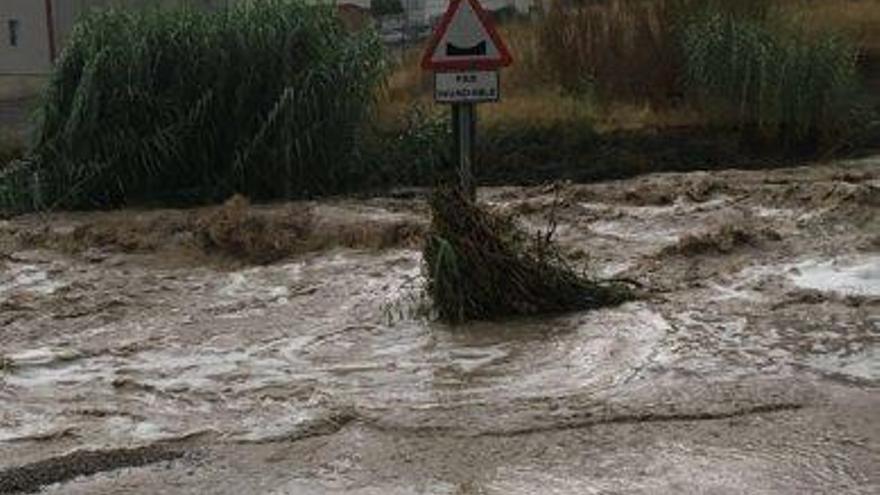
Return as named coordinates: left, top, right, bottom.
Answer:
left=681, top=1, right=862, bottom=145
left=1, top=0, right=386, bottom=211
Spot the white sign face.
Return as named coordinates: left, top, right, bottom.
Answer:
left=435, top=71, right=499, bottom=103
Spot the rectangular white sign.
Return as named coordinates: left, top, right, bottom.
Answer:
left=435, top=71, right=500, bottom=103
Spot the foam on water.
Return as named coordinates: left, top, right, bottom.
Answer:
left=808, top=347, right=880, bottom=382
left=0, top=300, right=671, bottom=443
left=0, top=263, right=66, bottom=296
left=789, top=256, right=880, bottom=297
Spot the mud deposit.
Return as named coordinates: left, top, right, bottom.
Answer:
left=1, top=160, right=878, bottom=494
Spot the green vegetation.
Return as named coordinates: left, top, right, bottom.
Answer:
left=0, top=132, right=27, bottom=213
left=1, top=0, right=385, bottom=212
left=371, top=0, right=404, bottom=16
left=1, top=0, right=878, bottom=214
left=384, top=0, right=876, bottom=179
left=681, top=2, right=862, bottom=146
left=535, top=0, right=867, bottom=145
left=0, top=132, right=24, bottom=170
left=424, top=186, right=634, bottom=323
left=356, top=104, right=452, bottom=189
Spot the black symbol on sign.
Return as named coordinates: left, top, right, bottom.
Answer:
left=446, top=41, right=486, bottom=57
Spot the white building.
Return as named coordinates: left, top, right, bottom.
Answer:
left=1, top=0, right=54, bottom=74
left=401, top=0, right=532, bottom=26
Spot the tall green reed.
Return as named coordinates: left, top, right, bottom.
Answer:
left=3, top=0, right=386, bottom=211
left=680, top=1, right=862, bottom=146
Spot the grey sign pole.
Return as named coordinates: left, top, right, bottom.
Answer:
left=423, top=0, right=511, bottom=203
left=454, top=103, right=476, bottom=201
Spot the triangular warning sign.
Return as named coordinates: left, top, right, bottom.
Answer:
left=421, top=0, right=513, bottom=71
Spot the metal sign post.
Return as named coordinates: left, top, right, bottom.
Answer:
left=421, top=0, right=512, bottom=202
left=454, top=103, right=476, bottom=200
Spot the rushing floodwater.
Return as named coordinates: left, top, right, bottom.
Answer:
left=1, top=160, right=878, bottom=494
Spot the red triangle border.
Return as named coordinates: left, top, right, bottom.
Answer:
left=421, top=0, right=513, bottom=71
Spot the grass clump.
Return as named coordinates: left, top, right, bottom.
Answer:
left=0, top=132, right=24, bottom=170
left=681, top=2, right=865, bottom=147
left=356, top=104, right=452, bottom=189
left=2, top=0, right=385, bottom=212
left=424, top=186, right=634, bottom=323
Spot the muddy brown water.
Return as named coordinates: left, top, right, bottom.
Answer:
left=1, top=160, right=878, bottom=494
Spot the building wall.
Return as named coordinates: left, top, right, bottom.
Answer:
left=0, top=0, right=52, bottom=75
left=408, top=0, right=533, bottom=25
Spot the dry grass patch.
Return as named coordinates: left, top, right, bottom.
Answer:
left=386, top=49, right=431, bottom=104
left=793, top=0, right=880, bottom=54
left=383, top=0, right=875, bottom=148
left=479, top=91, right=595, bottom=129
left=379, top=35, right=699, bottom=135
left=538, top=0, right=684, bottom=105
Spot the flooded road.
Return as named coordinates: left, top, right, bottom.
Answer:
left=1, top=159, right=878, bottom=493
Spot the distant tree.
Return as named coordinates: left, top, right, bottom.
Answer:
left=372, top=0, right=403, bottom=16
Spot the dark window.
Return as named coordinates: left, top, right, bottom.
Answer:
left=8, top=19, right=20, bottom=47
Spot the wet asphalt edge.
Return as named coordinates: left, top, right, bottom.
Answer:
left=0, top=445, right=185, bottom=494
